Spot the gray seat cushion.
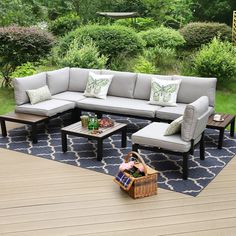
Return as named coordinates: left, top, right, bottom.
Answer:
left=13, top=72, right=47, bottom=105
left=155, top=103, right=187, bottom=120
left=52, top=91, right=86, bottom=102
left=156, top=103, right=214, bottom=121
left=15, top=99, right=75, bottom=117
left=132, top=122, right=191, bottom=152
left=134, top=73, right=173, bottom=100
left=69, top=68, right=101, bottom=92
left=173, top=75, right=217, bottom=107
left=47, top=67, right=70, bottom=95
left=101, top=70, right=137, bottom=98
left=77, top=96, right=162, bottom=118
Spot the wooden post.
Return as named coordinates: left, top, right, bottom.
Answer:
left=233, top=11, right=236, bottom=44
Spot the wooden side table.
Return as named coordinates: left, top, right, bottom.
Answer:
left=0, top=112, right=48, bottom=143
left=207, top=113, right=235, bottom=149
left=61, top=121, right=127, bottom=161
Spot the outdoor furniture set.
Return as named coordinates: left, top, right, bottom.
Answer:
left=0, top=67, right=234, bottom=179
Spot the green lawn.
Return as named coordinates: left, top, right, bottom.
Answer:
left=0, top=86, right=235, bottom=115
left=0, top=87, right=15, bottom=115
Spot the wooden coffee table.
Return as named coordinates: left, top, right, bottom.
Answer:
left=61, top=121, right=127, bottom=161
left=0, top=112, right=48, bottom=143
left=207, top=113, right=235, bottom=149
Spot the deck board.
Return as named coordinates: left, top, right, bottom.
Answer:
left=0, top=122, right=236, bottom=235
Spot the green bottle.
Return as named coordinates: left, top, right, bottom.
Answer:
left=88, top=115, right=94, bottom=130
left=94, top=115, right=99, bottom=130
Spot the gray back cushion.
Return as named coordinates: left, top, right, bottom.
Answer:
left=134, top=73, right=173, bottom=100
left=181, top=96, right=209, bottom=142
left=173, top=75, right=217, bottom=107
left=101, top=70, right=137, bottom=98
left=47, top=67, right=70, bottom=95
left=69, top=68, right=101, bottom=92
left=13, top=72, right=47, bottom=105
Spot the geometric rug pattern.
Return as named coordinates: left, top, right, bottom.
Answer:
left=0, top=114, right=235, bottom=197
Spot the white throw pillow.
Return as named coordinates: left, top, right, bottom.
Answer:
left=26, top=85, right=51, bottom=105
left=84, top=72, right=113, bottom=99
left=164, top=116, right=183, bottom=136
left=149, top=78, right=181, bottom=106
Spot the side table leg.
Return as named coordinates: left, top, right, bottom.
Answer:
left=230, top=117, right=235, bottom=137
left=97, top=139, right=103, bottom=161
left=121, top=127, right=127, bottom=148
left=61, top=131, right=68, bottom=153
left=218, top=128, right=224, bottom=149
left=1, top=120, right=7, bottom=137
left=31, top=124, right=38, bottom=144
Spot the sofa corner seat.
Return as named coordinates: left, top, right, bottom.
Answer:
left=15, top=99, right=75, bottom=117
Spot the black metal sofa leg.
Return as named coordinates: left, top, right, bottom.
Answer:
left=132, top=144, right=139, bottom=152
left=183, top=152, right=189, bottom=180
left=200, top=131, right=205, bottom=160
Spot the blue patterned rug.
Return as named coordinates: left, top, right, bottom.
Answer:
left=0, top=114, right=235, bottom=197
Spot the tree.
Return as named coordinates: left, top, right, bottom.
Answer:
left=0, top=0, right=46, bottom=27
left=192, top=0, right=236, bottom=25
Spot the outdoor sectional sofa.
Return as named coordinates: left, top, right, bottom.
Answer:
left=14, top=67, right=217, bottom=121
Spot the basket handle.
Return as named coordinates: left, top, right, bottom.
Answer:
left=124, top=151, right=148, bottom=176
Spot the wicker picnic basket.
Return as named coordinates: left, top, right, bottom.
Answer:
left=114, top=151, right=158, bottom=199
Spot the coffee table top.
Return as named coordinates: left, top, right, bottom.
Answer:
left=0, top=112, right=48, bottom=123
left=207, top=113, right=235, bottom=129
left=61, top=121, right=127, bottom=138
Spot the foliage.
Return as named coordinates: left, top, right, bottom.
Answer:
left=10, top=62, right=37, bottom=78
left=48, top=13, right=80, bottom=36
left=132, top=56, right=157, bottom=74
left=139, top=26, right=185, bottom=49
left=58, top=40, right=107, bottom=69
left=180, top=22, right=232, bottom=49
left=58, top=25, right=144, bottom=60
left=0, top=0, right=46, bottom=26
left=114, top=17, right=157, bottom=31
left=143, top=0, right=194, bottom=28
left=192, top=38, right=236, bottom=84
left=0, top=26, right=54, bottom=87
left=107, top=55, right=135, bottom=71
left=192, top=0, right=236, bottom=25
left=144, top=46, right=178, bottom=73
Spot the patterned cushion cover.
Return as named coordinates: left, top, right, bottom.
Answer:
left=26, top=85, right=52, bottom=105
left=84, top=72, right=113, bottom=99
left=164, top=116, right=183, bottom=136
left=149, top=78, right=181, bottom=107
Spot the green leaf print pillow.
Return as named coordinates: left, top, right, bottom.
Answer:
left=84, top=72, right=113, bottom=99
left=149, top=78, right=181, bottom=106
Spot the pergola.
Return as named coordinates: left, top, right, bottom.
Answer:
left=96, top=12, right=138, bottom=21
left=96, top=12, right=138, bottom=19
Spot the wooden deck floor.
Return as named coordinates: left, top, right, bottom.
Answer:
left=0, top=122, right=236, bottom=236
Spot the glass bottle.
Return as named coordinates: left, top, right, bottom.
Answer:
left=94, top=115, right=99, bottom=130
left=88, top=115, right=94, bottom=130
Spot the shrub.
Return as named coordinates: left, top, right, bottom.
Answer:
left=58, top=40, right=107, bottom=69
left=0, top=26, right=54, bottom=87
left=48, top=13, right=80, bottom=36
left=139, top=26, right=185, bottom=49
left=144, top=46, right=177, bottom=71
left=10, top=62, right=37, bottom=78
left=132, top=56, right=157, bottom=74
left=58, top=25, right=144, bottom=60
left=114, top=17, right=157, bottom=31
left=180, top=22, right=232, bottom=48
left=192, top=38, right=236, bottom=83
